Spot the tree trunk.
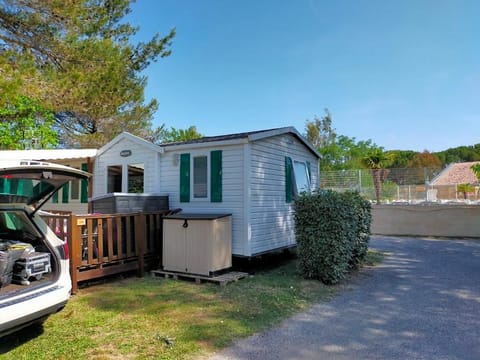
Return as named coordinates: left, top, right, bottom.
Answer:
left=371, top=169, right=382, bottom=204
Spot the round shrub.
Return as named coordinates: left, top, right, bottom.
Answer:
left=294, top=190, right=372, bottom=284
left=342, top=190, right=372, bottom=268
left=294, top=190, right=357, bottom=284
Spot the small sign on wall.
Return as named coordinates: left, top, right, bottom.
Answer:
left=120, top=150, right=132, bottom=157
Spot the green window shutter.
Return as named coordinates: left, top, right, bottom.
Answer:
left=180, top=153, right=191, bottom=202
left=285, top=156, right=294, bottom=203
left=52, top=190, right=59, bottom=203
left=62, top=183, right=69, bottom=203
left=10, top=179, right=18, bottom=194
left=0, top=178, right=6, bottom=193
left=210, top=150, right=222, bottom=202
left=81, top=163, right=88, bottom=203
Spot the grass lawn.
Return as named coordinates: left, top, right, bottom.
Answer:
left=0, top=250, right=384, bottom=360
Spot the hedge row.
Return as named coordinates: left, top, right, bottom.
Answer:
left=294, top=190, right=372, bottom=284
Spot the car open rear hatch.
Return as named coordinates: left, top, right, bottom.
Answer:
left=0, top=160, right=90, bottom=215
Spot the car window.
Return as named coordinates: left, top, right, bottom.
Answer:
left=0, top=211, right=41, bottom=240
left=0, top=178, right=54, bottom=203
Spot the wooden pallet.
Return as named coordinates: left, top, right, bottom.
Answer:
left=151, top=269, right=249, bottom=286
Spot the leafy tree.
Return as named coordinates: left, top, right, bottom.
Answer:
left=336, top=136, right=377, bottom=170
left=386, top=150, right=417, bottom=168
left=471, top=163, right=480, bottom=183
left=435, top=145, right=480, bottom=165
left=408, top=151, right=442, bottom=169
left=0, top=96, right=57, bottom=149
left=361, top=147, right=393, bottom=204
left=159, top=126, right=203, bottom=143
left=304, top=109, right=378, bottom=171
left=406, top=151, right=443, bottom=183
left=0, top=0, right=175, bottom=147
left=305, top=109, right=335, bottom=149
left=457, top=183, right=475, bottom=200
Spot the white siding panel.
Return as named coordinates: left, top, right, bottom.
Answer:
left=249, top=134, right=319, bottom=255
left=93, top=138, right=161, bottom=197
left=161, top=144, right=247, bottom=256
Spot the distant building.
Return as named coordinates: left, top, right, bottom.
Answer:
left=431, top=161, right=480, bottom=186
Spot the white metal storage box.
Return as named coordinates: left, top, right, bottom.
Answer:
left=162, top=213, right=232, bottom=276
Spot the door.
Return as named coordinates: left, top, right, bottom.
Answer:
left=163, top=219, right=187, bottom=273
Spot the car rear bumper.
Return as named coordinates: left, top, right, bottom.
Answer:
left=0, top=299, right=67, bottom=337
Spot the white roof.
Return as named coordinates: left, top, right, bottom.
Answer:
left=96, top=132, right=163, bottom=157
left=0, top=149, right=97, bottom=161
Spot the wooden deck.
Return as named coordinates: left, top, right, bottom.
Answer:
left=42, top=210, right=176, bottom=293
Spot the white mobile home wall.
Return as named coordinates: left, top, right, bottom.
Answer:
left=160, top=142, right=248, bottom=255
left=161, top=133, right=319, bottom=257
left=249, top=133, right=319, bottom=255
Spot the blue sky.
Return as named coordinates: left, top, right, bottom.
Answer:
left=128, top=0, right=479, bottom=152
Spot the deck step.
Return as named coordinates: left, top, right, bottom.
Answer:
left=151, top=269, right=249, bottom=286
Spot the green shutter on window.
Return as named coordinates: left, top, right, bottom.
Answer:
left=210, top=150, right=222, bottom=202
left=62, top=182, right=69, bottom=203
left=285, top=156, right=294, bottom=203
left=52, top=190, right=58, bottom=203
left=81, top=163, right=88, bottom=203
left=180, top=153, right=191, bottom=202
left=0, top=178, right=6, bottom=193
left=10, top=179, right=18, bottom=194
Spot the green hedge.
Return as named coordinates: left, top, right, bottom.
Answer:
left=343, top=190, right=372, bottom=268
left=294, top=190, right=371, bottom=284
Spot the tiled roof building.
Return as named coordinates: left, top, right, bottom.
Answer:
left=431, top=161, right=480, bottom=185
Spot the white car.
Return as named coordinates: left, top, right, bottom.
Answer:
left=0, top=160, right=90, bottom=337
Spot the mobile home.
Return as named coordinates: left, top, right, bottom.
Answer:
left=93, top=127, right=320, bottom=257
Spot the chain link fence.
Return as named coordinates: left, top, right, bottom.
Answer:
left=320, top=168, right=480, bottom=204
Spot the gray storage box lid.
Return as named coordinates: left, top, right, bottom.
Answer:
left=163, top=213, right=231, bottom=220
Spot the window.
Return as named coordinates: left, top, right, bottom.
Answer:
left=70, top=179, right=80, bottom=200
left=293, top=161, right=311, bottom=193
left=180, top=151, right=222, bottom=203
left=193, top=156, right=208, bottom=198
left=108, top=165, right=122, bottom=193
left=106, top=164, right=145, bottom=194
left=0, top=211, right=41, bottom=237
left=52, top=163, right=88, bottom=203
left=128, top=163, right=144, bottom=193
left=285, top=157, right=312, bottom=203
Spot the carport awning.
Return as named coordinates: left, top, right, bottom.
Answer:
left=0, top=149, right=97, bottom=161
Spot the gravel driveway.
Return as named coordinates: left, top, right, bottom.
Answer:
left=209, top=236, right=480, bottom=360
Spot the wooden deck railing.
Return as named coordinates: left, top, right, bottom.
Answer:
left=42, top=210, right=172, bottom=293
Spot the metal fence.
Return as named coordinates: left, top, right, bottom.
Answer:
left=320, top=168, right=480, bottom=204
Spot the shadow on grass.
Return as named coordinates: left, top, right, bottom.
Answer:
left=0, top=322, right=44, bottom=354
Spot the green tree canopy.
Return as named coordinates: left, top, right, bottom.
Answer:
left=0, top=96, right=57, bottom=149
left=0, top=0, right=175, bottom=147
left=361, top=146, right=393, bottom=204
left=408, top=151, right=442, bottom=169
left=386, top=150, right=417, bottom=168
left=435, top=145, right=480, bottom=165
left=471, top=164, right=480, bottom=183
left=305, top=109, right=335, bottom=149
left=157, top=125, right=203, bottom=143
left=304, top=109, right=378, bottom=171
